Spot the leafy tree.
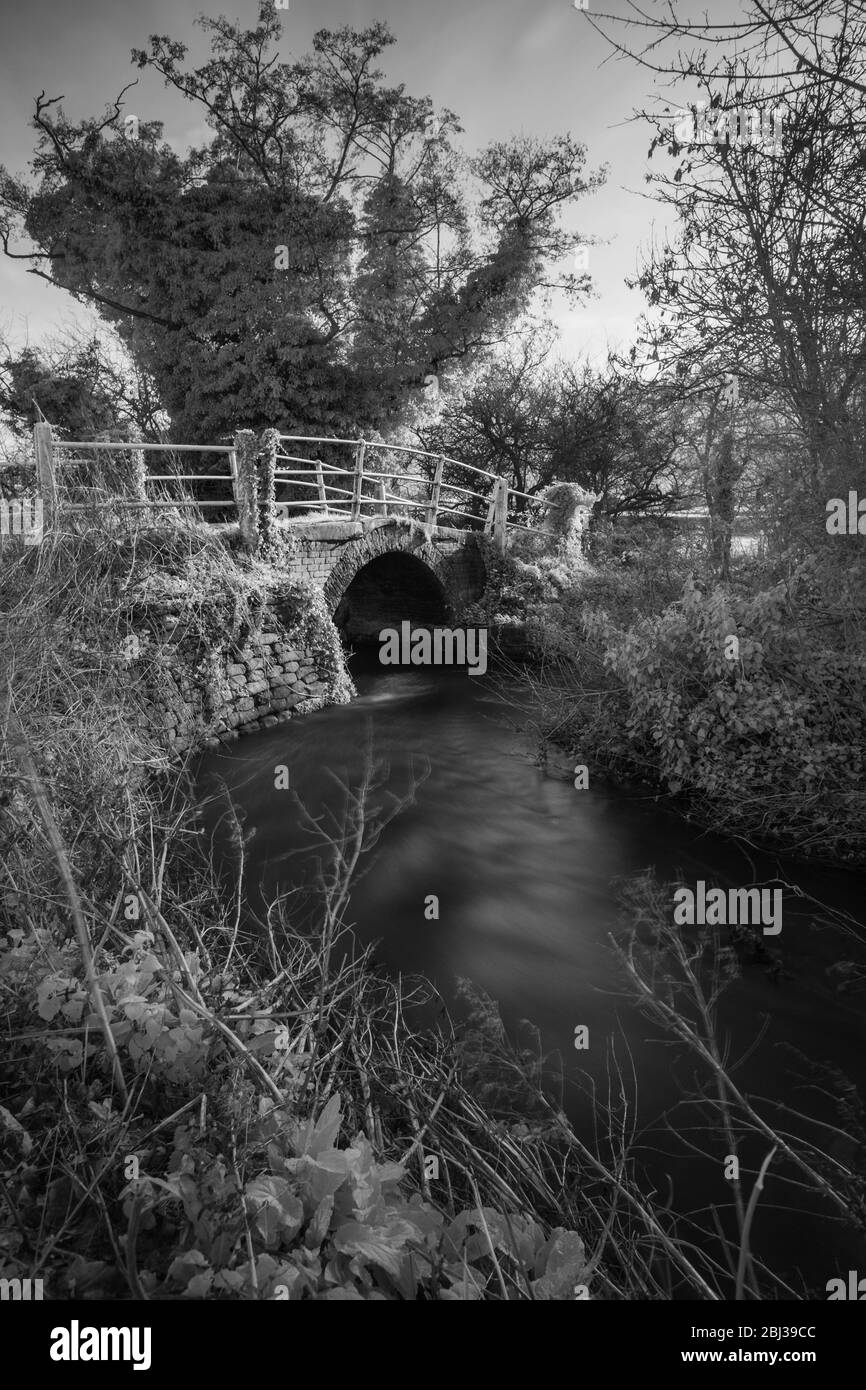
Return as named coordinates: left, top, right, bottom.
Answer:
left=0, top=330, right=165, bottom=440
left=0, top=4, right=603, bottom=443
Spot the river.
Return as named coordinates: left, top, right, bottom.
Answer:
left=196, top=652, right=866, bottom=1297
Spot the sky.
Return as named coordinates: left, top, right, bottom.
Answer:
left=0, top=0, right=703, bottom=365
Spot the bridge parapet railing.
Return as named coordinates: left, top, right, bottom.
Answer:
left=275, top=435, right=556, bottom=552
left=31, top=423, right=240, bottom=531
left=28, top=423, right=558, bottom=553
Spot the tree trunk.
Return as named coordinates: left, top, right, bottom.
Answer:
left=705, top=429, right=739, bottom=582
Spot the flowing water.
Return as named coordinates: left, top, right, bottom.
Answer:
left=196, top=652, right=866, bottom=1296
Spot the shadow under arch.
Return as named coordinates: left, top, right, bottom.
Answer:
left=333, top=550, right=450, bottom=645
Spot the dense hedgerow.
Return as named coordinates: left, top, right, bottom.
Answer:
left=535, top=544, right=865, bottom=862
left=473, top=511, right=866, bottom=862
left=588, top=560, right=866, bottom=856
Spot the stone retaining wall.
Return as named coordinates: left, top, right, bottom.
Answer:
left=138, top=600, right=349, bottom=756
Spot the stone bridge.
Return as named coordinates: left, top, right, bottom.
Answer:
left=284, top=514, right=487, bottom=642
left=25, top=424, right=598, bottom=752
left=131, top=514, right=490, bottom=755
left=30, top=426, right=596, bottom=648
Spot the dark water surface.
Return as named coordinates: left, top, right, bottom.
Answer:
left=196, top=655, right=866, bottom=1296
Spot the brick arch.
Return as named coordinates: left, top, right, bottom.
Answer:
left=321, top=522, right=486, bottom=619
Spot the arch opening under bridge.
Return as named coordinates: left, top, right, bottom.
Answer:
left=317, top=519, right=488, bottom=645
left=333, top=550, right=450, bottom=645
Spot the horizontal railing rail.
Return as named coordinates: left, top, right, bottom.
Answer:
left=59, top=440, right=235, bottom=453
left=62, top=499, right=230, bottom=511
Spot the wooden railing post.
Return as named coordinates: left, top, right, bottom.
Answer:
left=232, top=429, right=260, bottom=551
left=493, top=475, right=508, bottom=554
left=426, top=456, right=444, bottom=527
left=375, top=478, right=388, bottom=516
left=33, top=422, right=57, bottom=528
left=483, top=481, right=498, bottom=537
left=130, top=431, right=148, bottom=503
left=351, top=440, right=365, bottom=520
left=315, top=460, right=326, bottom=509
left=256, top=427, right=279, bottom=546
left=228, top=445, right=240, bottom=530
